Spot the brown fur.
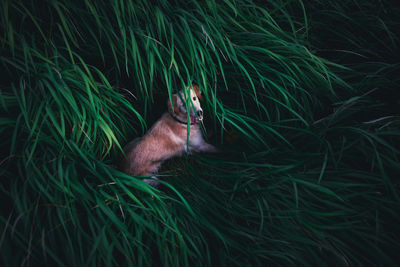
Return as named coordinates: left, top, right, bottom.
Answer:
left=192, top=85, right=203, bottom=101
left=120, top=87, right=218, bottom=185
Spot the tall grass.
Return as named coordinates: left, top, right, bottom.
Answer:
left=1, top=0, right=399, bottom=266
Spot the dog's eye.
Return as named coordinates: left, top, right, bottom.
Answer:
left=193, top=97, right=197, bottom=101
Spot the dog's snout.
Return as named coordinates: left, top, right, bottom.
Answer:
left=197, top=110, right=203, bottom=117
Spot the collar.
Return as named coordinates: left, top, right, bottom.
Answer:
left=170, top=114, right=198, bottom=125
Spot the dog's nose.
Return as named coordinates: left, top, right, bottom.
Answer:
left=197, top=110, right=203, bottom=117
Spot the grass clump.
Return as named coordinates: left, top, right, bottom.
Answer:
left=1, top=0, right=399, bottom=266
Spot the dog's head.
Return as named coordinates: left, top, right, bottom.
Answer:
left=167, top=85, right=203, bottom=124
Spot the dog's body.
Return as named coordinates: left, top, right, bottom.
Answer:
left=121, top=87, right=219, bottom=185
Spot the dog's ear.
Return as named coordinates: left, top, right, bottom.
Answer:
left=192, top=85, right=203, bottom=101
left=167, top=94, right=179, bottom=115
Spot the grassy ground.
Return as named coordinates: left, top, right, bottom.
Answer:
left=1, top=0, right=400, bottom=266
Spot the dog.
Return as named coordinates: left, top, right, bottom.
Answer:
left=120, top=86, right=219, bottom=186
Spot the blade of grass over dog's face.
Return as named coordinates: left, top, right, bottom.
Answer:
left=1, top=0, right=400, bottom=266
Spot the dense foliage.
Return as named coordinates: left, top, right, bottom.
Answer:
left=1, top=0, right=399, bottom=266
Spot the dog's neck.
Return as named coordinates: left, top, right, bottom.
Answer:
left=169, top=113, right=198, bottom=125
